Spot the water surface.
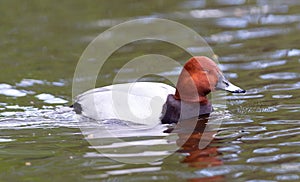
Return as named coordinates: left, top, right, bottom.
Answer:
left=0, top=0, right=300, bottom=181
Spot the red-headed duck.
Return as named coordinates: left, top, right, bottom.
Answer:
left=73, top=56, right=245, bottom=125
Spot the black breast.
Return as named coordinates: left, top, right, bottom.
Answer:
left=160, top=95, right=213, bottom=124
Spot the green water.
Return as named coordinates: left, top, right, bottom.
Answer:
left=1, top=0, right=300, bottom=181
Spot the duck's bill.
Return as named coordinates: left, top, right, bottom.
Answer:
left=216, top=76, right=246, bottom=93
left=223, top=81, right=246, bottom=93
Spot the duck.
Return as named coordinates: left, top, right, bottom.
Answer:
left=73, top=56, right=245, bottom=125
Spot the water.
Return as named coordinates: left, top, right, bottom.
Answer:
left=1, top=0, right=300, bottom=181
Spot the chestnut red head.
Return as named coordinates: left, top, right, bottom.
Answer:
left=174, top=56, right=245, bottom=104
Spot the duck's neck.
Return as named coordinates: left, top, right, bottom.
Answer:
left=160, top=95, right=212, bottom=124
left=174, top=90, right=209, bottom=104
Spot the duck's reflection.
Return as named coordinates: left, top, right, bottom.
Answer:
left=165, top=115, right=224, bottom=182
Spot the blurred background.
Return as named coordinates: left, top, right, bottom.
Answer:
left=0, top=0, right=300, bottom=181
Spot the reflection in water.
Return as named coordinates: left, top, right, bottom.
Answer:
left=165, top=116, right=224, bottom=182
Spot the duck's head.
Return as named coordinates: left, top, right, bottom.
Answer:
left=174, top=56, right=245, bottom=104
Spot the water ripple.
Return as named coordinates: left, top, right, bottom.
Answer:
left=0, top=107, right=76, bottom=129
left=0, top=79, right=67, bottom=102
left=0, top=83, right=26, bottom=97
left=260, top=14, right=300, bottom=25
left=247, top=153, right=300, bottom=163
left=216, top=17, right=248, bottom=28
left=277, top=104, right=300, bottom=110
left=105, top=166, right=161, bottom=175
left=208, top=27, right=291, bottom=43
left=221, top=60, right=286, bottom=71
left=220, top=49, right=300, bottom=63
left=262, top=120, right=300, bottom=125
left=0, top=138, right=15, bottom=142
left=85, top=166, right=161, bottom=179
left=215, top=0, right=246, bottom=6
left=215, top=130, right=247, bottom=139
left=257, top=0, right=300, bottom=6
left=246, top=180, right=277, bottom=182
left=262, top=162, right=300, bottom=173
left=253, top=148, right=279, bottom=154
left=272, top=94, right=293, bottom=99
left=260, top=72, right=300, bottom=80
left=35, top=93, right=68, bottom=104
left=224, top=94, right=264, bottom=100
left=195, top=165, right=256, bottom=177
left=264, top=82, right=300, bottom=91
left=218, top=145, right=241, bottom=153
left=276, top=141, right=300, bottom=147
left=92, top=139, right=170, bottom=149
left=16, top=78, right=65, bottom=87
left=180, top=0, right=206, bottom=9
left=241, top=127, right=300, bottom=141
left=276, top=174, right=300, bottom=181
